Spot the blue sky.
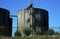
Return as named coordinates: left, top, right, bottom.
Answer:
left=0, top=0, right=60, bottom=36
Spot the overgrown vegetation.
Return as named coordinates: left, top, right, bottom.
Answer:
left=46, top=29, right=60, bottom=35
left=23, top=27, right=31, bottom=36
left=14, top=27, right=60, bottom=38
left=46, top=29, right=55, bottom=35
left=14, top=31, right=21, bottom=36
left=34, top=27, right=41, bottom=35
left=0, top=26, right=4, bottom=30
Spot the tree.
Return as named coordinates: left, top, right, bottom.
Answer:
left=14, top=31, right=21, bottom=36
left=23, top=27, right=31, bottom=36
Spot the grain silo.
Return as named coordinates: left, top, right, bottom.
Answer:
left=18, top=3, right=49, bottom=36
left=0, top=8, right=12, bottom=36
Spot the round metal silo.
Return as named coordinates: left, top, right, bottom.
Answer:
left=31, top=8, right=49, bottom=34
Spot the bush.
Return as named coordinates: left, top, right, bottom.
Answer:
left=0, top=26, right=4, bottom=32
left=14, top=31, right=21, bottom=36
left=0, top=26, right=4, bottom=30
left=46, top=29, right=55, bottom=35
left=23, top=27, right=31, bottom=36
left=46, top=29, right=60, bottom=35
left=35, top=31, right=41, bottom=35
left=34, top=27, right=41, bottom=35
left=54, top=32, right=60, bottom=35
